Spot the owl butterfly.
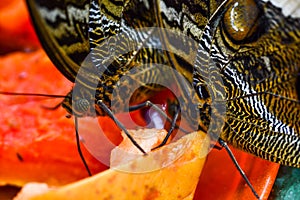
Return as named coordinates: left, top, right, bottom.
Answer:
left=1, top=0, right=300, bottom=199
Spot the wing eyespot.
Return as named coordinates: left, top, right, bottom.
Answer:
left=222, top=0, right=265, bottom=43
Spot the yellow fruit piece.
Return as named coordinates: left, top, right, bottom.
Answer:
left=15, top=130, right=210, bottom=200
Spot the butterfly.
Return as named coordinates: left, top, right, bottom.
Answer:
left=2, top=0, right=300, bottom=199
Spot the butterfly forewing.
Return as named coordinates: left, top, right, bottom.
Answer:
left=26, top=0, right=90, bottom=82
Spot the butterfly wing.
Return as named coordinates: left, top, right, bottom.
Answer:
left=26, top=0, right=90, bottom=82
left=220, top=1, right=300, bottom=167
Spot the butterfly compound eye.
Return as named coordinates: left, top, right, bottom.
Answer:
left=223, top=0, right=263, bottom=43
left=74, top=98, right=90, bottom=114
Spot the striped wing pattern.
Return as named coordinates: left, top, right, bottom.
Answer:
left=26, top=0, right=300, bottom=167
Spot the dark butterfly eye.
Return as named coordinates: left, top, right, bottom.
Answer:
left=74, top=98, right=90, bottom=114
left=222, top=0, right=263, bottom=43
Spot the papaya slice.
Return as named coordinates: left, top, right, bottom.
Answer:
left=0, top=50, right=109, bottom=186
left=14, top=130, right=210, bottom=200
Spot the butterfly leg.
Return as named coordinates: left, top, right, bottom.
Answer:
left=218, top=138, right=261, bottom=200
left=97, top=100, right=146, bottom=154
left=151, top=106, right=180, bottom=150
left=129, top=100, right=188, bottom=134
left=41, top=102, right=62, bottom=110
left=129, top=99, right=194, bottom=150
left=74, top=116, right=92, bottom=176
left=211, top=143, right=223, bottom=150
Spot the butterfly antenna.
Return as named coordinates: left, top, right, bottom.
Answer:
left=218, top=138, right=261, bottom=200
left=0, top=91, right=67, bottom=98
left=0, top=91, right=92, bottom=175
